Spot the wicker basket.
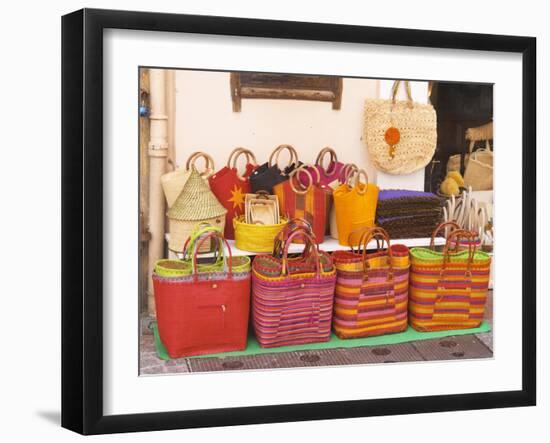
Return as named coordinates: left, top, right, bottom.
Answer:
left=167, top=168, right=227, bottom=253
left=233, top=215, right=288, bottom=253
left=161, top=151, right=215, bottom=208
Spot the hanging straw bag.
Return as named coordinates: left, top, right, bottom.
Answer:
left=273, top=166, right=327, bottom=243
left=333, top=169, right=379, bottom=246
left=249, top=144, right=301, bottom=193
left=208, top=147, right=258, bottom=239
left=153, top=230, right=251, bottom=358
left=463, top=123, right=493, bottom=191
left=161, top=152, right=215, bottom=208
left=409, top=229, right=491, bottom=331
left=167, top=167, right=227, bottom=253
left=447, top=122, right=493, bottom=175
left=332, top=227, right=410, bottom=338
left=364, top=80, right=437, bottom=175
left=252, top=229, right=336, bottom=348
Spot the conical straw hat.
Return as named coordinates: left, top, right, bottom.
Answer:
left=167, top=167, right=227, bottom=221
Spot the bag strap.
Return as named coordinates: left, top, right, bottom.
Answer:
left=181, top=223, right=223, bottom=259
left=430, top=220, right=461, bottom=249
left=281, top=230, right=321, bottom=278
left=192, top=231, right=234, bottom=279
left=273, top=219, right=314, bottom=258
left=348, top=227, right=381, bottom=253
left=185, top=151, right=215, bottom=178
left=360, top=228, right=394, bottom=282
left=441, top=229, right=477, bottom=277
left=391, top=80, right=413, bottom=107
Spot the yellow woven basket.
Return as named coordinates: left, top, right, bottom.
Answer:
left=233, top=215, right=288, bottom=253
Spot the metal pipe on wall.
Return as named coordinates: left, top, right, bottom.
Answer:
left=147, top=69, right=169, bottom=316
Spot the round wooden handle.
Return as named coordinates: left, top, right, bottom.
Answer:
left=269, top=144, right=298, bottom=169
left=289, top=166, right=312, bottom=195
left=315, top=147, right=338, bottom=174
left=185, top=151, right=215, bottom=178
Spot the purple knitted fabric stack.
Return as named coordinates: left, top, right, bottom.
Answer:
left=375, top=190, right=444, bottom=239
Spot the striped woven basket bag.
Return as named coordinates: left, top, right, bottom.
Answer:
left=331, top=227, right=410, bottom=338
left=252, top=228, right=337, bottom=348
left=409, top=229, right=491, bottom=331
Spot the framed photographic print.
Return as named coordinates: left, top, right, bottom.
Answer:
left=61, top=8, right=536, bottom=435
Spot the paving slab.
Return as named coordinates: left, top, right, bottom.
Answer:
left=411, top=334, right=493, bottom=361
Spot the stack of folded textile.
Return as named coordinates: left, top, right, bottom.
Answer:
left=375, top=190, right=444, bottom=239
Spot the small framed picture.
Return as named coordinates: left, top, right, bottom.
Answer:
left=62, top=8, right=536, bottom=435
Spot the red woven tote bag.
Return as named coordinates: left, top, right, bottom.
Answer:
left=153, top=231, right=251, bottom=358
left=208, top=148, right=257, bottom=239
left=252, top=229, right=336, bottom=348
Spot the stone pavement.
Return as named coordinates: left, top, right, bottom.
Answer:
left=140, top=291, right=493, bottom=375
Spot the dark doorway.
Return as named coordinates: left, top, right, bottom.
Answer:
left=425, top=82, right=493, bottom=192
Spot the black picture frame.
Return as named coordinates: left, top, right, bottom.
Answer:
left=61, top=8, right=537, bottom=435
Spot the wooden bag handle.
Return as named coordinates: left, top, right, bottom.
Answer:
left=228, top=147, right=257, bottom=180
left=346, top=168, right=369, bottom=195
left=185, top=151, right=215, bottom=178
left=269, top=144, right=298, bottom=170
left=315, top=147, right=338, bottom=175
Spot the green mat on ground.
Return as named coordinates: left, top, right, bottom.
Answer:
left=150, top=321, right=491, bottom=361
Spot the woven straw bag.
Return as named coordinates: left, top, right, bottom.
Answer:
left=333, top=169, right=379, bottom=246
left=208, top=147, right=258, bottom=239
left=161, top=151, right=215, bottom=208
left=249, top=144, right=302, bottom=193
left=233, top=215, right=288, bottom=253
left=446, top=122, right=493, bottom=183
left=155, top=223, right=250, bottom=277
left=463, top=123, right=493, bottom=191
left=364, top=80, right=437, bottom=175
left=332, top=227, right=410, bottom=338
left=273, top=166, right=327, bottom=243
left=153, top=230, right=251, bottom=358
left=329, top=163, right=358, bottom=239
left=409, top=229, right=491, bottom=331
left=167, top=167, right=227, bottom=253
left=252, top=229, right=336, bottom=348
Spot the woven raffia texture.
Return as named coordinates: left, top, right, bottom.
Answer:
left=252, top=252, right=336, bottom=348
left=331, top=244, right=410, bottom=338
left=167, top=168, right=227, bottom=221
left=409, top=247, right=491, bottom=331
left=364, top=99, right=437, bottom=175
left=375, top=190, right=443, bottom=239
